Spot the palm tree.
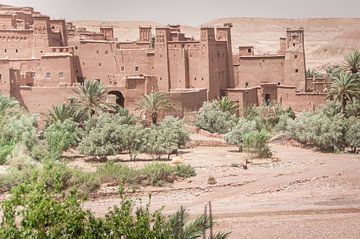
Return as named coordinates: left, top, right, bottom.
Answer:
left=72, top=80, right=110, bottom=119
left=327, top=71, right=360, bottom=114
left=217, top=96, right=239, bottom=115
left=136, top=92, right=174, bottom=125
left=342, top=51, right=360, bottom=74
left=47, top=104, right=76, bottom=124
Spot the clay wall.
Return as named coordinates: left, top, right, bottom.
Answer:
left=222, top=87, right=259, bottom=115
left=284, top=28, right=306, bottom=91
left=115, top=47, right=149, bottom=80
left=168, top=43, right=189, bottom=89
left=11, top=86, right=76, bottom=118
left=234, top=56, right=285, bottom=88
left=0, top=14, right=15, bottom=29
left=100, top=27, right=114, bottom=41
left=238, top=46, right=254, bottom=56
left=0, top=30, right=33, bottom=58
left=278, top=37, right=286, bottom=54
left=168, top=89, right=207, bottom=117
left=154, top=27, right=171, bottom=92
left=261, top=83, right=278, bottom=102
left=49, top=19, right=68, bottom=46
left=75, top=41, right=119, bottom=84
left=0, top=60, right=10, bottom=96
left=139, top=26, right=151, bottom=42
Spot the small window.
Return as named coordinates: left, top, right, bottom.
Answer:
left=46, top=72, right=51, bottom=79
left=59, top=72, right=64, bottom=78
left=98, top=63, right=102, bottom=67
left=194, top=77, right=197, bottom=81
left=105, top=50, right=108, bottom=54
left=135, top=66, right=139, bottom=71
left=96, top=50, right=99, bottom=54
left=15, top=49, right=18, bottom=53
left=4, top=49, right=7, bottom=52
left=277, top=82, right=280, bottom=85
left=295, top=69, right=299, bottom=73
left=201, top=77, right=204, bottom=81
left=294, top=55, right=298, bottom=58
left=248, top=48, right=251, bottom=53
left=75, top=46, right=78, bottom=50
left=293, top=43, right=295, bottom=47
left=245, top=82, right=249, bottom=87
left=76, top=70, right=79, bottom=73
left=160, top=77, right=162, bottom=81
left=0, top=74, right=2, bottom=80
left=121, top=66, right=125, bottom=71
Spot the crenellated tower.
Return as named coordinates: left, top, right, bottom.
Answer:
left=284, top=28, right=306, bottom=90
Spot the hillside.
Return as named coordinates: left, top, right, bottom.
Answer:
left=73, top=17, right=360, bottom=70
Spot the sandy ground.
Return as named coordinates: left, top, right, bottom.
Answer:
left=81, top=138, right=360, bottom=238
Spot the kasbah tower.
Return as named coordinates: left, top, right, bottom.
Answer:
left=0, top=4, right=328, bottom=121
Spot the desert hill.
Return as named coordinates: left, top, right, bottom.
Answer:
left=73, top=17, right=360, bottom=70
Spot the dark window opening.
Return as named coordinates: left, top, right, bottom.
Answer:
left=75, top=46, right=78, bottom=50
left=248, top=48, right=251, bottom=53
left=293, top=43, right=295, bottom=47
left=96, top=50, right=99, bottom=54
left=4, top=49, right=6, bottom=52
left=201, top=77, right=204, bottom=81
left=135, top=66, right=139, bottom=71
left=295, top=69, right=299, bottom=73
left=105, top=50, right=108, bottom=54
left=0, top=74, right=2, bottom=80
left=264, top=94, right=271, bottom=105
left=294, top=54, right=298, bottom=58
left=98, top=63, right=102, bottom=67
left=15, top=49, right=18, bottom=53
left=194, top=77, right=197, bottom=81
left=245, top=82, right=249, bottom=87
left=121, top=66, right=125, bottom=71
left=277, top=82, right=280, bottom=85
left=160, top=77, right=162, bottom=81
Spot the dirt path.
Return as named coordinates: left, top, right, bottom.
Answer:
left=84, top=144, right=360, bottom=238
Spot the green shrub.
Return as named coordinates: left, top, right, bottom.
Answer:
left=0, top=177, right=228, bottom=239
left=121, top=124, right=148, bottom=160
left=44, top=119, right=83, bottom=159
left=245, top=103, right=294, bottom=130
left=96, top=162, right=139, bottom=185
left=141, top=162, right=175, bottom=186
left=160, top=116, right=190, bottom=147
left=346, top=117, right=360, bottom=150
left=224, top=118, right=259, bottom=151
left=79, top=113, right=137, bottom=157
left=174, top=164, right=196, bottom=178
left=0, top=96, right=38, bottom=164
left=243, top=130, right=272, bottom=158
left=287, top=112, right=347, bottom=152
left=195, top=101, right=238, bottom=134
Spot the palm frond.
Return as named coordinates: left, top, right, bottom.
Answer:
left=342, top=50, right=360, bottom=73
left=217, top=96, right=239, bottom=115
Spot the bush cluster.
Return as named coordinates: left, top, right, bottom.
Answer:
left=285, top=102, right=360, bottom=152
left=0, top=176, right=229, bottom=239
left=79, top=115, right=189, bottom=160
left=194, top=101, right=238, bottom=134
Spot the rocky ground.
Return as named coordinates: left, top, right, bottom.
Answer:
left=78, top=135, right=360, bottom=239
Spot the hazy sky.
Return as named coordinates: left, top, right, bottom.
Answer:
left=2, top=0, right=360, bottom=25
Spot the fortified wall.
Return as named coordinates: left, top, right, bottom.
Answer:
left=0, top=4, right=327, bottom=119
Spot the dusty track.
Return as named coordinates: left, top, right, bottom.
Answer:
left=84, top=143, right=360, bottom=238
